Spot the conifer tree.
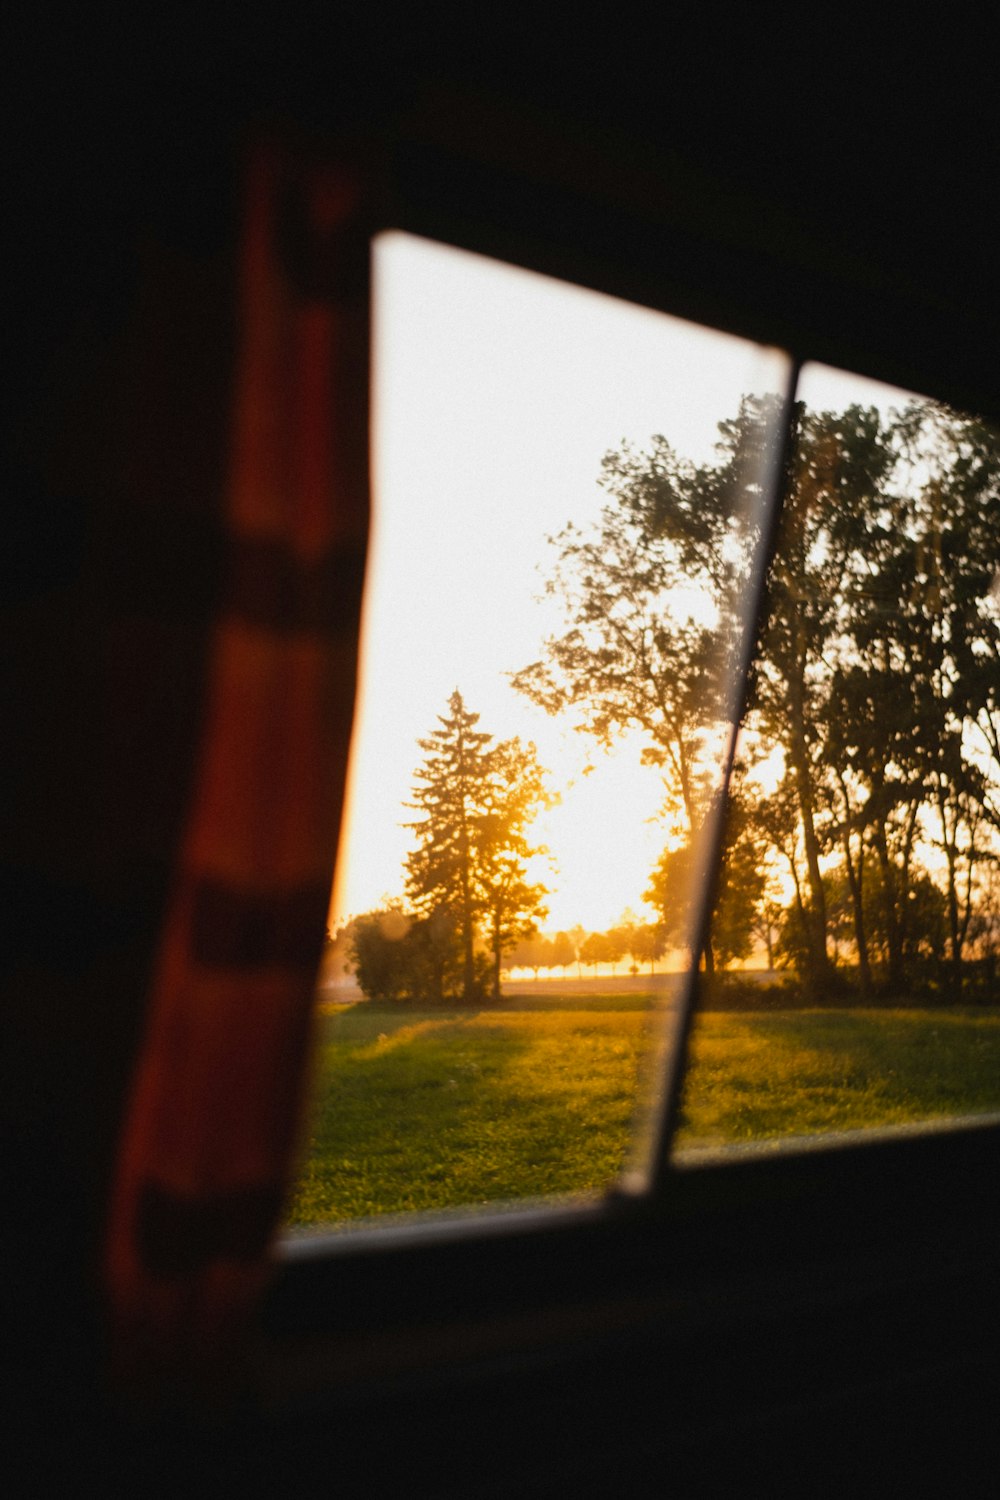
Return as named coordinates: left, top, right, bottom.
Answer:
left=405, top=691, right=493, bottom=1001
left=405, top=691, right=549, bottom=1001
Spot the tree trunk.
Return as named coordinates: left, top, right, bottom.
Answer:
left=794, top=759, right=831, bottom=988
left=935, top=782, right=966, bottom=1000
left=873, top=820, right=905, bottom=993
left=834, top=773, right=871, bottom=998
left=844, top=853, right=872, bottom=999
left=458, top=816, right=476, bottom=1002
left=786, top=672, right=831, bottom=991
left=701, top=922, right=716, bottom=977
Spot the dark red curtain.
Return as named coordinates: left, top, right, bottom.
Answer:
left=105, top=142, right=370, bottom=1394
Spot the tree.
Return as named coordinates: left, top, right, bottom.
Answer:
left=511, top=408, right=769, bottom=849
left=512, top=398, right=784, bottom=976
left=517, top=392, right=1000, bottom=998
left=549, top=930, right=577, bottom=974
left=644, top=844, right=696, bottom=958
left=711, top=784, right=769, bottom=967
left=602, top=925, right=628, bottom=974
left=323, top=919, right=357, bottom=985
left=579, top=931, right=608, bottom=975
left=404, top=691, right=549, bottom=1002
left=349, top=905, right=469, bottom=1003
left=801, top=400, right=1000, bottom=995
left=644, top=780, right=766, bottom=972
left=631, top=922, right=666, bottom=974
left=476, top=736, right=552, bottom=998
left=749, top=898, right=784, bottom=972
left=509, top=932, right=554, bottom=980
left=751, top=400, right=897, bottom=988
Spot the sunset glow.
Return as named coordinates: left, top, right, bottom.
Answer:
left=329, top=234, right=788, bottom=934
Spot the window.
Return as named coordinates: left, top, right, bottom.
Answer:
left=268, top=208, right=1000, bottom=1478
left=285, top=246, right=1000, bottom=1240
left=16, top=34, right=1000, bottom=1496
left=286, top=232, right=791, bottom=1233
left=676, top=364, right=1000, bottom=1162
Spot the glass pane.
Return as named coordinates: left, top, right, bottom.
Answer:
left=286, top=232, right=790, bottom=1232
left=675, top=363, right=1000, bottom=1162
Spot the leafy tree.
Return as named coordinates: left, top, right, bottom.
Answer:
left=517, top=390, right=1000, bottom=996
left=508, top=932, right=552, bottom=979
left=349, top=905, right=450, bottom=1001
left=512, top=404, right=770, bottom=847
left=631, top=921, right=666, bottom=973
left=804, top=401, right=1000, bottom=994
left=749, top=898, right=784, bottom=972
left=602, top=926, right=628, bottom=974
left=741, top=396, right=1000, bottom=995
left=477, top=736, right=551, bottom=998
left=569, top=924, right=588, bottom=977
left=712, top=787, right=769, bottom=966
left=348, top=908, right=409, bottom=1000
left=324, top=919, right=353, bottom=958
left=579, top=931, right=608, bottom=974
left=549, top=930, right=577, bottom=974
left=845, top=863, right=948, bottom=987
left=644, top=779, right=766, bottom=971
left=644, top=844, right=697, bottom=957
left=752, top=401, right=897, bottom=987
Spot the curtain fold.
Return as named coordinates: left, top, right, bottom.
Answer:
left=105, top=142, right=370, bottom=1396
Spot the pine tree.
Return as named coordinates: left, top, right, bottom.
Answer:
left=405, top=691, right=493, bottom=1001
left=404, top=691, right=550, bottom=1002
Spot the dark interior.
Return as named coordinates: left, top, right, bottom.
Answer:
left=6, top=15, right=1000, bottom=1494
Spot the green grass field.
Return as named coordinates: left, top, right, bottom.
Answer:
left=286, top=995, right=1000, bottom=1227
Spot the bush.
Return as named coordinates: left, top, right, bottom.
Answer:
left=350, top=905, right=490, bottom=1002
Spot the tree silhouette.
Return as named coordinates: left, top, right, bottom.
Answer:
left=513, top=398, right=780, bottom=975
left=404, top=691, right=549, bottom=1001
left=549, top=931, right=577, bottom=974
left=631, top=922, right=666, bottom=974
left=511, top=409, right=768, bottom=843
left=405, top=691, right=492, bottom=1000
left=477, top=736, right=551, bottom=998
left=517, top=390, right=1000, bottom=996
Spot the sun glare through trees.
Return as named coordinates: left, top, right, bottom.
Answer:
left=287, top=237, right=1000, bottom=1233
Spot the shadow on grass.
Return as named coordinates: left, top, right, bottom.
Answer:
left=678, top=1008, right=1000, bottom=1146
left=292, top=996, right=653, bottom=1224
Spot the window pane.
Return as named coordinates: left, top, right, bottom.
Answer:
left=286, top=233, right=790, bottom=1231
left=674, top=364, right=1000, bottom=1162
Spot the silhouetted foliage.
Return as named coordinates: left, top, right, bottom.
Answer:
left=520, top=392, right=1000, bottom=996
left=404, top=691, right=549, bottom=1001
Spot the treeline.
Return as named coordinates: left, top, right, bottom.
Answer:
left=328, top=916, right=673, bottom=1001
left=516, top=395, right=1000, bottom=1000
left=508, top=921, right=667, bottom=977
left=334, top=395, right=1000, bottom=1005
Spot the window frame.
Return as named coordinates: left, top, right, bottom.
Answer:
left=263, top=131, right=1000, bottom=1430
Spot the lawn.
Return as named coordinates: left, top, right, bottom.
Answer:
left=285, top=996, right=1000, bottom=1228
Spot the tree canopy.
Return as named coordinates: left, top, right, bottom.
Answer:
left=517, top=393, right=1000, bottom=997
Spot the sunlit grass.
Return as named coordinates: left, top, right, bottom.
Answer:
left=678, top=1009, right=1000, bottom=1145
left=285, top=998, right=1000, bottom=1227
left=288, top=998, right=650, bottom=1223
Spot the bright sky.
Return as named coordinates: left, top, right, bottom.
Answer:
left=328, top=233, right=915, bottom=935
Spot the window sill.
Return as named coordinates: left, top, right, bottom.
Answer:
left=264, top=1113, right=1000, bottom=1413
